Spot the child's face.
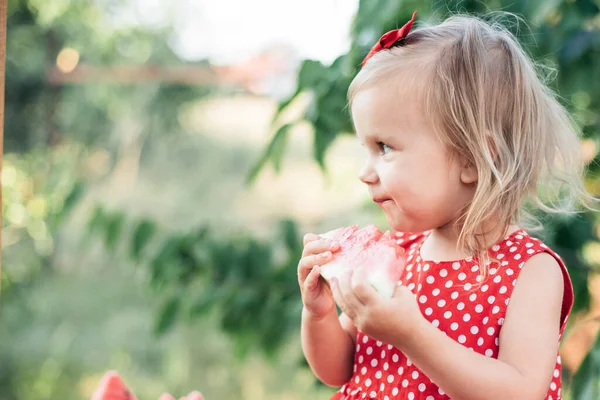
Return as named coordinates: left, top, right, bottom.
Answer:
left=351, top=82, right=477, bottom=233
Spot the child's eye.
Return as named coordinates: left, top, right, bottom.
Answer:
left=376, top=141, right=393, bottom=155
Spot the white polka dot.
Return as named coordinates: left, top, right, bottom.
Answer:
left=527, top=249, right=535, bottom=254
left=408, top=393, right=415, bottom=400
left=408, top=282, right=416, bottom=290
left=514, top=254, right=521, bottom=260
left=493, top=275, right=501, bottom=283
left=366, top=347, right=373, bottom=355
left=387, top=375, right=394, bottom=383
left=376, top=340, right=383, bottom=347
left=361, top=366, right=367, bottom=375
left=402, top=379, right=409, bottom=388
left=469, top=293, right=477, bottom=301
left=492, top=306, right=500, bottom=314
left=432, top=288, right=440, bottom=296
left=509, top=246, right=517, bottom=252
left=475, top=304, right=483, bottom=312
left=458, top=272, right=467, bottom=281
left=507, top=268, right=514, bottom=276
left=458, top=335, right=467, bottom=343
left=365, top=378, right=372, bottom=387
left=457, top=302, right=465, bottom=310
left=438, top=387, right=446, bottom=395
left=425, top=307, right=433, bottom=316
left=419, top=383, right=426, bottom=392
left=357, top=344, right=361, bottom=352
left=452, top=262, right=461, bottom=270
left=498, top=253, right=505, bottom=259
left=417, top=283, right=422, bottom=291
left=471, top=265, right=480, bottom=272
left=463, top=313, right=471, bottom=322
left=488, top=296, right=496, bottom=304
left=525, top=242, right=533, bottom=248
left=393, top=388, right=399, bottom=395
left=451, top=291, right=459, bottom=299
left=426, top=276, right=435, bottom=284
left=407, top=358, right=413, bottom=366
left=432, top=319, right=440, bottom=327
left=371, top=359, right=378, bottom=367
left=359, top=355, right=364, bottom=363
left=444, top=311, right=452, bottom=319
left=499, top=286, right=507, bottom=294
left=384, top=361, right=389, bottom=371
left=471, top=326, right=479, bottom=334
left=487, top=327, right=495, bottom=335
left=363, top=336, right=369, bottom=343
left=492, top=245, right=500, bottom=251
left=387, top=344, right=393, bottom=350
left=419, top=295, right=428, bottom=303
left=489, top=268, right=497, bottom=275
left=477, top=337, right=484, bottom=346
left=397, top=366, right=403, bottom=374
left=412, top=371, right=419, bottom=379
left=438, top=299, right=446, bottom=307
left=375, top=370, right=382, bottom=379
left=423, top=263, right=430, bottom=271
left=406, top=272, right=413, bottom=280
left=553, top=369, right=559, bottom=378
left=445, top=280, right=454, bottom=288
left=355, top=375, right=360, bottom=384
left=392, top=353, right=399, bottom=362
left=485, top=349, right=494, bottom=357
left=427, top=397, right=435, bottom=400
left=483, top=316, right=489, bottom=324
left=498, top=318, right=505, bottom=325
left=464, top=283, right=472, bottom=291
left=451, top=322, right=459, bottom=330
left=381, top=349, right=386, bottom=358
left=481, top=284, right=489, bottom=292
left=439, top=269, right=448, bottom=277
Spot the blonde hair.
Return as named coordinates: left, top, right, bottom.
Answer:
left=348, top=13, right=597, bottom=273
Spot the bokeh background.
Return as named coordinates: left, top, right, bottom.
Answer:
left=1, top=0, right=599, bottom=399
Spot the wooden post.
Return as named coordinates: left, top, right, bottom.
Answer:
left=0, top=0, right=7, bottom=288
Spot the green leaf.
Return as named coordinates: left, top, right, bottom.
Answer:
left=104, top=212, right=125, bottom=251
left=130, top=219, right=156, bottom=261
left=571, top=330, right=600, bottom=399
left=154, top=295, right=180, bottom=335
left=246, top=122, right=295, bottom=184
left=297, top=59, right=328, bottom=90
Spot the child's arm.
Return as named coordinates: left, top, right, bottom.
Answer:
left=301, top=309, right=356, bottom=387
left=394, top=253, right=564, bottom=400
left=331, top=253, right=564, bottom=400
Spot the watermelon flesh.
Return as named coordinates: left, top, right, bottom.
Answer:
left=319, top=225, right=405, bottom=298
left=91, top=371, right=138, bottom=400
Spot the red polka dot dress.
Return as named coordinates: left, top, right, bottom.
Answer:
left=331, top=229, right=574, bottom=400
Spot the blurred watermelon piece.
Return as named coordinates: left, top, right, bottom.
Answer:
left=91, top=371, right=138, bottom=400
left=319, top=224, right=405, bottom=297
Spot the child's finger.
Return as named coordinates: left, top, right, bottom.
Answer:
left=303, top=265, right=321, bottom=296
left=298, top=252, right=331, bottom=284
left=159, top=394, right=177, bottom=400
left=303, top=233, right=320, bottom=246
left=302, top=238, right=338, bottom=257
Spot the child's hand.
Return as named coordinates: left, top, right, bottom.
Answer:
left=298, top=233, right=340, bottom=320
left=330, top=267, right=424, bottom=345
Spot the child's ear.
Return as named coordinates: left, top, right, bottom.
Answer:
left=460, top=160, right=478, bottom=184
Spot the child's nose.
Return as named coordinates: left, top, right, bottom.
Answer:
left=359, top=162, right=378, bottom=184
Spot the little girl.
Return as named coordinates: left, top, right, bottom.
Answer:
left=297, top=12, right=595, bottom=400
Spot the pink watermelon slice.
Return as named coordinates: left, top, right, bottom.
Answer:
left=319, top=225, right=405, bottom=298
left=91, top=370, right=138, bottom=400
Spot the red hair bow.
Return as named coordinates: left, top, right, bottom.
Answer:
left=362, top=11, right=417, bottom=67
